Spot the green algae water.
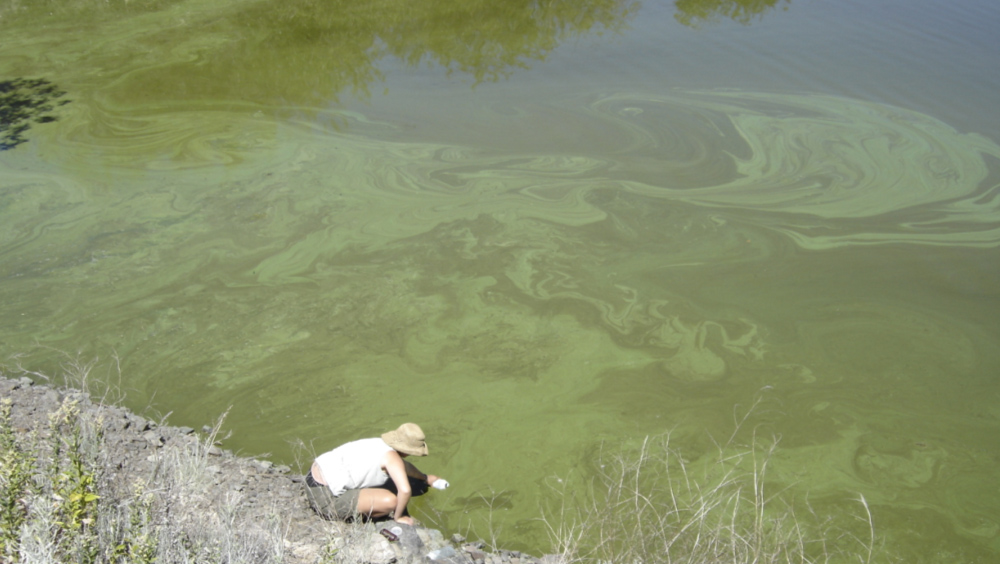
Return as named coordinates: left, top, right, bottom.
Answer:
left=3, top=0, right=1000, bottom=559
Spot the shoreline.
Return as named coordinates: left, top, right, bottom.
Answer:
left=0, top=375, right=549, bottom=564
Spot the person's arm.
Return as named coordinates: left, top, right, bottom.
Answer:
left=403, top=459, right=444, bottom=487
left=383, top=451, right=413, bottom=523
left=403, top=460, right=428, bottom=481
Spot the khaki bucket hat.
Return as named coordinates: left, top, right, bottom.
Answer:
left=382, top=423, right=429, bottom=456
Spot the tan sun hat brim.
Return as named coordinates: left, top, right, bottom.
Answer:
left=382, top=423, right=429, bottom=456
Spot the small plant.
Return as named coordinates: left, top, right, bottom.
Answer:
left=1, top=398, right=39, bottom=560
left=47, top=400, right=101, bottom=562
left=108, top=482, right=159, bottom=564
left=1, top=396, right=104, bottom=563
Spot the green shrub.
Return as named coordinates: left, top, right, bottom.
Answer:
left=1, top=398, right=39, bottom=559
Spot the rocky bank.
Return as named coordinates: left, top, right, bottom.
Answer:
left=0, top=375, right=555, bottom=564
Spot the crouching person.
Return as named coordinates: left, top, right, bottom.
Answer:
left=304, top=423, right=449, bottom=525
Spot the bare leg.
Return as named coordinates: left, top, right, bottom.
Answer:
left=355, top=488, right=398, bottom=519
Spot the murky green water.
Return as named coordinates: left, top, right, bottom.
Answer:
left=3, top=0, right=1000, bottom=559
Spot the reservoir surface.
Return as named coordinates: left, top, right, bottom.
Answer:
left=2, top=0, right=999, bottom=559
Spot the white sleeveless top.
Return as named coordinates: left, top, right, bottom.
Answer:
left=315, top=438, right=393, bottom=496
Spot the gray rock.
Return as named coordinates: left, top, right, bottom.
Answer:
left=290, top=541, right=323, bottom=562
left=67, top=391, right=90, bottom=402
left=125, top=414, right=151, bottom=431
left=418, top=527, right=446, bottom=550
left=337, top=532, right=395, bottom=564
left=142, top=430, right=164, bottom=447
left=464, top=546, right=487, bottom=562
left=427, top=545, right=465, bottom=564
left=390, top=522, right=424, bottom=553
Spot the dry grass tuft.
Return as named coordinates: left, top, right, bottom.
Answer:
left=541, top=431, right=881, bottom=564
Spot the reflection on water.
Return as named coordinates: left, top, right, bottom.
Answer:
left=2, top=0, right=1000, bottom=560
left=0, top=78, right=68, bottom=150
left=674, top=0, right=791, bottom=27
left=1, top=0, right=635, bottom=111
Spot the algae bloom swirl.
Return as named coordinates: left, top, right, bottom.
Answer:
left=463, top=91, right=1000, bottom=250
left=624, top=92, right=1000, bottom=248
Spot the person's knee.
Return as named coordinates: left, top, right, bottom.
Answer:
left=358, top=490, right=396, bottom=515
left=374, top=491, right=397, bottom=510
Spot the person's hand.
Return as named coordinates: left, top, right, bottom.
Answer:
left=396, top=515, right=415, bottom=526
left=428, top=475, right=450, bottom=490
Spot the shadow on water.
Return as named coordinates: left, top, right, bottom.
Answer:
left=0, top=78, right=69, bottom=150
